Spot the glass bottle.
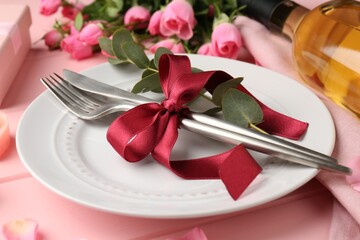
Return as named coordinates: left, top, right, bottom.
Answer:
left=238, top=0, right=360, bottom=117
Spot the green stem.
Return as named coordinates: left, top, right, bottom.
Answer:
left=147, top=67, right=158, bottom=73
left=195, top=9, right=210, bottom=16
left=212, top=1, right=222, bottom=18
left=250, top=123, right=268, bottom=135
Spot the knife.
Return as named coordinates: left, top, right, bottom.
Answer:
left=62, top=69, right=351, bottom=174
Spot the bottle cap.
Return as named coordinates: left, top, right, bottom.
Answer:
left=237, top=0, right=299, bottom=32
left=237, top=0, right=283, bottom=27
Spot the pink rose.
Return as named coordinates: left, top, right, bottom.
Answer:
left=124, top=6, right=151, bottom=30
left=149, top=39, right=185, bottom=54
left=39, top=0, right=61, bottom=16
left=60, top=34, right=76, bottom=53
left=44, top=29, right=63, bottom=50
left=148, top=10, right=163, bottom=36
left=78, top=22, right=103, bottom=45
left=197, top=43, right=212, bottom=56
left=141, top=38, right=155, bottom=50
left=61, top=34, right=93, bottom=60
left=61, top=3, right=84, bottom=20
left=211, top=23, right=242, bottom=59
left=159, top=0, right=196, bottom=40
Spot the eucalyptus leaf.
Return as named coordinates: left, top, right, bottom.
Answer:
left=112, top=45, right=127, bottom=60
left=132, top=72, right=161, bottom=93
left=113, top=29, right=133, bottom=43
left=151, top=87, right=163, bottom=93
left=98, top=37, right=114, bottom=56
left=142, top=67, right=156, bottom=78
left=112, top=29, right=134, bottom=60
left=108, top=57, right=126, bottom=65
left=222, top=88, right=263, bottom=128
left=106, top=0, right=124, bottom=17
left=225, top=0, right=237, bottom=8
left=74, top=12, right=84, bottom=31
left=82, top=0, right=113, bottom=21
left=212, top=77, right=243, bottom=106
left=106, top=7, right=120, bottom=17
left=191, top=67, right=203, bottom=73
left=154, top=47, right=173, bottom=69
left=122, top=42, right=150, bottom=69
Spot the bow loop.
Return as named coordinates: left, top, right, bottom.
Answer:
left=107, top=54, right=267, bottom=200
left=159, top=54, right=192, bottom=98
left=107, top=103, right=169, bottom=162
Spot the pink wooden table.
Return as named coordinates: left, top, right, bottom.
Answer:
left=0, top=1, right=336, bottom=239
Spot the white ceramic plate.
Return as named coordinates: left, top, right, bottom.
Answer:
left=16, top=55, right=335, bottom=219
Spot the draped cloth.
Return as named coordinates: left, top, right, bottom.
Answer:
left=233, top=1, right=360, bottom=237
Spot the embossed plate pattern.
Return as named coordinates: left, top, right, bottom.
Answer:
left=16, top=55, right=335, bottom=218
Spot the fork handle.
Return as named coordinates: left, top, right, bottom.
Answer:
left=179, top=117, right=351, bottom=175
left=186, top=112, right=339, bottom=164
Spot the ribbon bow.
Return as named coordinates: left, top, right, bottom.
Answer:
left=107, top=54, right=309, bottom=200
left=107, top=54, right=262, bottom=200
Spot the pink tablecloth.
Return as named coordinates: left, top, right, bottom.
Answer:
left=233, top=1, right=360, bottom=239
left=0, top=0, right=359, bottom=239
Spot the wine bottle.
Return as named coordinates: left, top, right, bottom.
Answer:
left=238, top=0, right=360, bottom=117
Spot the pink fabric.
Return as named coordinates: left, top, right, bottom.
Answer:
left=233, top=0, right=360, bottom=238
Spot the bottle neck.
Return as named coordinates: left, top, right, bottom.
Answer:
left=238, top=0, right=309, bottom=40
left=273, top=3, right=309, bottom=40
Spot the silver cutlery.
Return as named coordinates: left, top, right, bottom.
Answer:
left=40, top=71, right=351, bottom=174
left=62, top=70, right=346, bottom=167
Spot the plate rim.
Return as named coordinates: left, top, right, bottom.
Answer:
left=16, top=55, right=335, bottom=218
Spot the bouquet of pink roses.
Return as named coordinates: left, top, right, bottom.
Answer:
left=40, top=0, right=246, bottom=60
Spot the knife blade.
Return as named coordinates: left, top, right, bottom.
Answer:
left=62, top=69, right=351, bottom=174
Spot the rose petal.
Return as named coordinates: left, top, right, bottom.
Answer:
left=2, top=219, right=38, bottom=240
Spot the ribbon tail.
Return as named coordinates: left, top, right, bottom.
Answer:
left=218, top=145, right=262, bottom=200
left=169, top=145, right=262, bottom=200
left=151, top=114, right=262, bottom=200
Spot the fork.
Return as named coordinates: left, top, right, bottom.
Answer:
left=41, top=73, right=137, bottom=120
left=40, top=73, right=351, bottom=174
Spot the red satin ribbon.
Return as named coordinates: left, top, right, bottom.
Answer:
left=236, top=85, right=309, bottom=140
left=107, top=54, right=308, bottom=200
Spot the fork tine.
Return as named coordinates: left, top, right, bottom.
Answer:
left=41, top=74, right=134, bottom=120
left=41, top=76, right=97, bottom=117
left=51, top=73, right=100, bottom=110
